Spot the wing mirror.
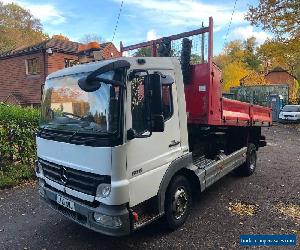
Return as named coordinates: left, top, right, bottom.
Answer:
left=78, top=60, right=130, bottom=92
left=127, top=72, right=165, bottom=141
left=78, top=77, right=102, bottom=92
left=148, top=74, right=164, bottom=132
left=78, top=76, right=126, bottom=92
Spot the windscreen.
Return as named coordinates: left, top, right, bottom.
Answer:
left=282, top=105, right=300, bottom=112
left=40, top=71, right=121, bottom=135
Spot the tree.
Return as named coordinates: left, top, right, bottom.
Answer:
left=214, top=39, right=261, bottom=92
left=190, top=54, right=202, bottom=64
left=222, top=38, right=261, bottom=71
left=246, top=0, right=300, bottom=80
left=52, top=34, right=70, bottom=41
left=80, top=33, right=105, bottom=44
left=246, top=0, right=300, bottom=39
left=243, top=37, right=261, bottom=71
left=257, top=38, right=300, bottom=78
left=0, top=2, right=48, bottom=53
left=225, top=40, right=245, bottom=61
left=133, top=47, right=151, bottom=57
left=214, top=41, right=245, bottom=92
left=214, top=40, right=246, bottom=68
left=291, top=79, right=300, bottom=104
left=222, top=61, right=250, bottom=92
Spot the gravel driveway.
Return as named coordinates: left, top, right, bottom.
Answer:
left=0, top=124, right=299, bottom=250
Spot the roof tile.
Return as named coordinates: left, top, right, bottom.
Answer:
left=0, top=39, right=81, bottom=58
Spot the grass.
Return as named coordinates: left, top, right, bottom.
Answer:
left=0, top=163, right=36, bottom=189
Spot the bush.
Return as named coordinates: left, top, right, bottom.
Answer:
left=0, top=163, right=36, bottom=189
left=0, top=104, right=40, bottom=165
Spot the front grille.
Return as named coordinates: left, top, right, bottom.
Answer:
left=45, top=183, right=100, bottom=207
left=39, top=158, right=110, bottom=196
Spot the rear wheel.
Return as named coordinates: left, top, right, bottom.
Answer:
left=164, top=175, right=192, bottom=230
left=236, top=143, right=257, bottom=176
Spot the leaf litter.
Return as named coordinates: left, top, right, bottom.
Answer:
left=228, top=201, right=259, bottom=216
left=276, top=202, right=300, bottom=221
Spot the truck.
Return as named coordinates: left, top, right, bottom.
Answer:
left=36, top=17, right=272, bottom=236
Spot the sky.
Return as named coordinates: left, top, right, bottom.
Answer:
left=2, top=0, right=272, bottom=55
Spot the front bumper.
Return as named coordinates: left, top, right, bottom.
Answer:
left=278, top=118, right=300, bottom=123
left=39, top=185, right=131, bottom=236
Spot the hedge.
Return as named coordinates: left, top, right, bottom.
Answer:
left=0, top=104, right=40, bottom=165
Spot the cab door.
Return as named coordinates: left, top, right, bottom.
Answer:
left=126, top=70, right=182, bottom=206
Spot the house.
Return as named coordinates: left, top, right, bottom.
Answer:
left=265, top=67, right=298, bottom=99
left=0, top=39, right=120, bottom=106
left=239, top=67, right=299, bottom=104
left=78, top=42, right=121, bottom=63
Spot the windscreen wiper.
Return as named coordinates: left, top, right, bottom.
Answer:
left=68, top=129, right=80, bottom=142
left=62, top=112, right=84, bottom=120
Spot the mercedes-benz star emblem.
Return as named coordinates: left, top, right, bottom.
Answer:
left=61, top=167, right=68, bottom=185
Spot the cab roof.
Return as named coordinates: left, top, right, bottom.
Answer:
left=47, top=57, right=177, bottom=80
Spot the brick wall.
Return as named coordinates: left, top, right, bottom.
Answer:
left=101, top=43, right=121, bottom=59
left=265, top=71, right=295, bottom=85
left=0, top=52, right=77, bottom=105
left=47, top=53, right=77, bottom=75
left=0, top=46, right=120, bottom=105
left=0, top=52, right=46, bottom=105
left=265, top=71, right=296, bottom=99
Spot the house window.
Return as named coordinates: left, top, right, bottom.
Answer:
left=64, top=58, right=77, bottom=68
left=26, top=58, right=40, bottom=75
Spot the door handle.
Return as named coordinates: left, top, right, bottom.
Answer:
left=169, top=140, right=180, bottom=148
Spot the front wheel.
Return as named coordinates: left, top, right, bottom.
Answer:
left=164, top=175, right=192, bottom=230
left=236, top=143, right=257, bottom=176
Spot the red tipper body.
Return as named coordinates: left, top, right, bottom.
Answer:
left=121, top=17, right=272, bottom=127
left=185, top=62, right=272, bottom=127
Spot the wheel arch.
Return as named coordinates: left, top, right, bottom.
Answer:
left=157, top=153, right=201, bottom=214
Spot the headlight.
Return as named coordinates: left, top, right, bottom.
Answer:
left=96, top=183, right=111, bottom=198
left=93, top=213, right=122, bottom=228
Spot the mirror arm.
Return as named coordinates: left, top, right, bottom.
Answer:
left=128, top=69, right=149, bottom=81
left=127, top=128, right=152, bottom=140
left=135, top=131, right=152, bottom=138
left=96, top=78, right=126, bottom=88
left=87, top=60, right=130, bottom=80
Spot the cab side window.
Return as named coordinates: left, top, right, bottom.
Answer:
left=131, top=76, right=174, bottom=133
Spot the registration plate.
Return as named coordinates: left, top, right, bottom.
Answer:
left=56, top=195, right=75, bottom=211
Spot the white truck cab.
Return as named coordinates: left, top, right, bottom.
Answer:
left=36, top=57, right=264, bottom=236
left=37, top=57, right=191, bottom=235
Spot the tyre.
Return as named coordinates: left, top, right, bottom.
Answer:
left=164, top=175, right=192, bottom=230
left=236, top=143, right=257, bottom=176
